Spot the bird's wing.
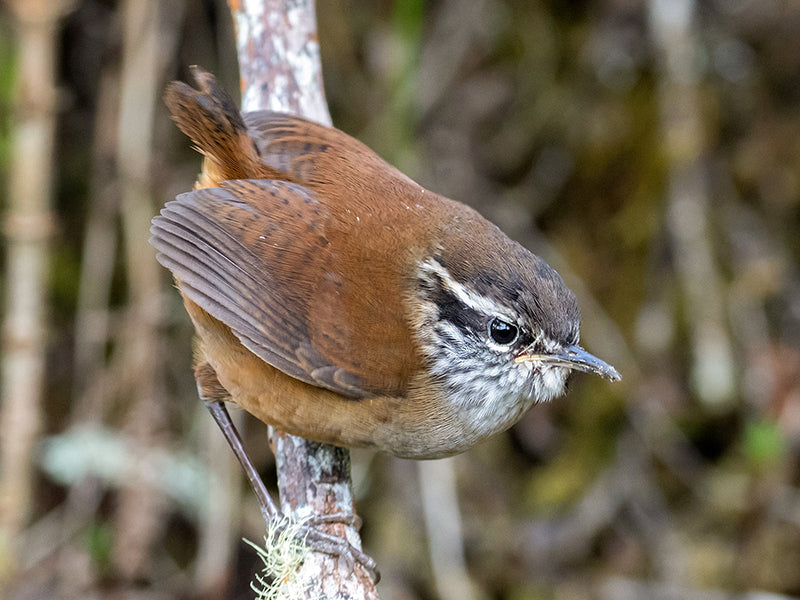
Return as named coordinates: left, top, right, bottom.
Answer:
left=150, top=178, right=418, bottom=398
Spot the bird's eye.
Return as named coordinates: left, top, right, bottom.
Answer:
left=488, top=317, right=518, bottom=346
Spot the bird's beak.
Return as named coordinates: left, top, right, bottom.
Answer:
left=514, top=344, right=621, bottom=382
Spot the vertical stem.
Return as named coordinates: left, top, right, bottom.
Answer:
left=71, top=68, right=121, bottom=419
left=418, top=457, right=475, bottom=600
left=0, top=0, right=73, bottom=584
left=230, top=0, right=331, bottom=124
left=648, top=0, right=735, bottom=407
left=227, top=1, right=377, bottom=595
left=111, top=0, right=167, bottom=580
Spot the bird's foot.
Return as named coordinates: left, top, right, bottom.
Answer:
left=201, top=396, right=379, bottom=582
left=275, top=512, right=379, bottom=582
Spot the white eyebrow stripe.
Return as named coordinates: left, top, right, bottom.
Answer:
left=418, top=257, right=519, bottom=323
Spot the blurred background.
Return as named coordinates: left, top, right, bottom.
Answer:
left=1, top=0, right=799, bottom=598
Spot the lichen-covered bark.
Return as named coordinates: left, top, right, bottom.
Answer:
left=273, top=434, right=376, bottom=594
left=229, top=0, right=331, bottom=125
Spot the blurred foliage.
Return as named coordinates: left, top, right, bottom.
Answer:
left=0, top=23, right=13, bottom=181
left=1, top=0, right=799, bottom=599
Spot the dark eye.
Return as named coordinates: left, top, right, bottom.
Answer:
left=488, top=317, right=518, bottom=346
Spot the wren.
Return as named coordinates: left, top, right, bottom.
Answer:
left=150, top=68, right=620, bottom=461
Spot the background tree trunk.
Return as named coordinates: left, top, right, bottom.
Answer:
left=0, top=0, right=74, bottom=586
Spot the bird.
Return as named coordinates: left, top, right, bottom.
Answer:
left=149, top=68, right=619, bottom=575
left=151, top=66, right=619, bottom=461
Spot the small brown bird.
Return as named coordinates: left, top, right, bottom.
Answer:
left=151, top=68, right=619, bottom=577
left=151, top=68, right=619, bottom=466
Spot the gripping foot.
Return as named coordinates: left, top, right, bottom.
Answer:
left=195, top=366, right=379, bottom=583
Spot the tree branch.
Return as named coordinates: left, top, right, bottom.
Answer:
left=226, top=1, right=378, bottom=596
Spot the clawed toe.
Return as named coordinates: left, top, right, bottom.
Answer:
left=292, top=521, right=380, bottom=583
left=309, top=511, right=363, bottom=531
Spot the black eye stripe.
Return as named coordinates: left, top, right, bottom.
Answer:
left=488, top=317, right=518, bottom=346
left=420, top=271, right=524, bottom=345
left=430, top=286, right=483, bottom=333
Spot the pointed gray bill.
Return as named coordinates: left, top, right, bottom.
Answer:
left=515, top=344, right=621, bottom=382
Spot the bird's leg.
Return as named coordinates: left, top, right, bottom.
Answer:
left=194, top=363, right=380, bottom=582
left=204, top=400, right=279, bottom=521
